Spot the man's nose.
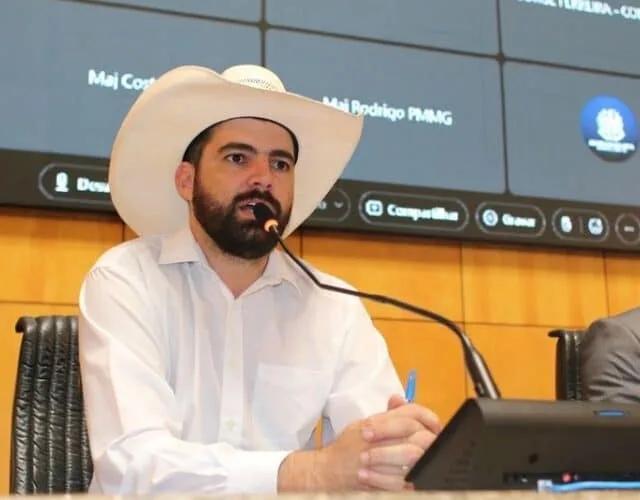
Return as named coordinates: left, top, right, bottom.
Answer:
left=248, top=156, right=273, bottom=189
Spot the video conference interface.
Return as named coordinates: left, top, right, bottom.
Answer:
left=2, top=0, right=640, bottom=250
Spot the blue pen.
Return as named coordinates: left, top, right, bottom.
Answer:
left=405, top=369, right=417, bottom=403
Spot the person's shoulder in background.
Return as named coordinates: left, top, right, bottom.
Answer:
left=580, top=306, right=640, bottom=403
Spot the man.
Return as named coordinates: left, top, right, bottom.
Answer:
left=78, top=64, right=441, bottom=495
left=580, top=307, right=640, bottom=402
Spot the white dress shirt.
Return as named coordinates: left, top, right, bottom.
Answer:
left=78, top=225, right=404, bottom=495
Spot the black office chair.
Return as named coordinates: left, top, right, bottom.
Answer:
left=10, top=315, right=93, bottom=493
left=548, top=329, right=587, bottom=401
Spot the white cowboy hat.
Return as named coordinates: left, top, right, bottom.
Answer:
left=108, top=64, right=364, bottom=238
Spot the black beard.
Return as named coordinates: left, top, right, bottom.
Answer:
left=192, top=181, right=291, bottom=260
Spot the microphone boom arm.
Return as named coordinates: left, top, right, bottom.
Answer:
left=251, top=202, right=501, bottom=400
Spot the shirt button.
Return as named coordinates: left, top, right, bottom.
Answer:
left=226, top=420, right=237, bottom=431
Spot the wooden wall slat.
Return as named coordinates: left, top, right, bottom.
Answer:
left=604, top=252, right=640, bottom=317
left=465, top=324, right=558, bottom=401
left=0, top=214, right=122, bottom=304
left=302, top=232, right=463, bottom=321
left=461, top=244, right=608, bottom=328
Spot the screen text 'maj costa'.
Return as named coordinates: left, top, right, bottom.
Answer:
left=88, top=69, right=155, bottom=91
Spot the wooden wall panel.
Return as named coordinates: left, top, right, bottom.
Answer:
left=282, top=230, right=302, bottom=256
left=0, top=302, right=79, bottom=495
left=0, top=214, right=122, bottom=304
left=302, top=231, right=463, bottom=321
left=466, top=324, right=557, bottom=400
left=604, top=252, right=640, bottom=316
left=462, top=244, right=607, bottom=328
left=375, top=319, right=466, bottom=425
left=124, top=225, right=137, bottom=241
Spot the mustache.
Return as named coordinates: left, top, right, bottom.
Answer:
left=232, top=189, right=281, bottom=216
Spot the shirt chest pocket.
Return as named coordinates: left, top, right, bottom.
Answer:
left=251, top=363, right=333, bottom=450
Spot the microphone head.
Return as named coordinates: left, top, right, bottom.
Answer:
left=251, top=203, right=279, bottom=233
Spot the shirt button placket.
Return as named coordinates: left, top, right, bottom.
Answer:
left=218, top=300, right=244, bottom=445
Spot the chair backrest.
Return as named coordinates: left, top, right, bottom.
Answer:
left=548, top=329, right=586, bottom=401
left=11, top=315, right=93, bottom=493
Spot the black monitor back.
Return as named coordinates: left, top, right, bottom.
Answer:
left=407, top=398, right=640, bottom=491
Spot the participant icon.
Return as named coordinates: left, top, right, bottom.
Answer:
left=581, top=95, right=638, bottom=162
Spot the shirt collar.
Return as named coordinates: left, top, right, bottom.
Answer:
left=158, top=225, right=302, bottom=295
left=158, top=225, right=206, bottom=265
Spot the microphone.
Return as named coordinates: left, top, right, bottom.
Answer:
left=252, top=202, right=501, bottom=400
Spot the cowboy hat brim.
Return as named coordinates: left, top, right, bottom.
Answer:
left=108, top=65, right=364, bottom=238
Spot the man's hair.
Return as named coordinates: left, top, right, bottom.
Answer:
left=181, top=118, right=300, bottom=169
left=182, top=125, right=215, bottom=168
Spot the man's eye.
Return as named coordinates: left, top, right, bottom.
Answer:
left=273, top=160, right=291, bottom=171
left=226, top=153, right=246, bottom=163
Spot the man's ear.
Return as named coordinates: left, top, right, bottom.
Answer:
left=175, top=161, right=195, bottom=201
